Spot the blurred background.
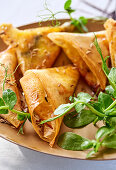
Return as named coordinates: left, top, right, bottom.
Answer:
left=0, top=0, right=115, bottom=26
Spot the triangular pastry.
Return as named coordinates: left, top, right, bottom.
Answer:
left=20, top=66, right=79, bottom=146
left=0, top=24, right=73, bottom=74
left=0, top=48, right=21, bottom=128
left=48, top=31, right=109, bottom=90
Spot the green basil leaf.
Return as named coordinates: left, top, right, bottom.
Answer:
left=98, top=92, right=113, bottom=110
left=58, top=132, right=91, bottom=151
left=63, top=110, right=96, bottom=128
left=0, top=97, right=8, bottom=114
left=102, top=134, right=116, bottom=149
left=95, top=126, right=115, bottom=140
left=108, top=68, right=116, bottom=86
left=64, top=0, right=71, bottom=10
left=54, top=103, right=73, bottom=115
left=2, top=89, right=17, bottom=110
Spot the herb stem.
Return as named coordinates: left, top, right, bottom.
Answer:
left=40, top=100, right=104, bottom=124
left=0, top=105, right=9, bottom=110
left=85, top=103, right=104, bottom=117
left=11, top=109, right=30, bottom=117
left=104, top=100, right=116, bottom=112
left=93, top=117, right=99, bottom=125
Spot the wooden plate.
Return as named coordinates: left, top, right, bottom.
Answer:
left=1, top=19, right=115, bottom=160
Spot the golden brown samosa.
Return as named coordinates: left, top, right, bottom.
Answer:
left=0, top=47, right=21, bottom=128
left=104, top=18, right=116, bottom=67
left=48, top=31, right=109, bottom=90
left=53, top=50, right=72, bottom=67
left=0, top=24, right=74, bottom=74
left=20, top=66, right=79, bottom=146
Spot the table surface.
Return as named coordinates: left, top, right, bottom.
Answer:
left=0, top=0, right=116, bottom=169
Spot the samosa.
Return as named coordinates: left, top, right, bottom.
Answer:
left=20, top=66, right=79, bottom=146
left=53, top=50, right=72, bottom=67
left=0, top=24, right=74, bottom=74
left=0, top=47, right=21, bottom=128
left=104, top=18, right=116, bottom=67
left=48, top=31, right=109, bottom=90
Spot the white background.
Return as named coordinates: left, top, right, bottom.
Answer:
left=0, top=0, right=116, bottom=169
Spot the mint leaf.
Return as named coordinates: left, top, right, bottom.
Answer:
left=0, top=97, right=8, bottom=114
left=2, top=89, right=17, bottom=110
left=63, top=110, right=96, bottom=128
left=58, top=132, right=92, bottom=151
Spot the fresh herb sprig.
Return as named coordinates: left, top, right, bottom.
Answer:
left=40, top=35, right=116, bottom=158
left=64, top=0, right=88, bottom=32
left=38, top=0, right=88, bottom=32
left=0, top=64, right=31, bottom=134
left=58, top=126, right=116, bottom=158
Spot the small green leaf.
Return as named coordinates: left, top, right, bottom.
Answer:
left=105, top=85, right=116, bottom=98
left=2, top=89, right=17, bottom=110
left=27, top=114, right=31, bottom=122
left=74, top=97, right=85, bottom=113
left=77, top=92, right=92, bottom=103
left=102, top=134, right=116, bottom=149
left=108, top=68, right=116, bottom=85
left=74, top=92, right=92, bottom=113
left=18, top=117, right=27, bottom=135
left=107, top=117, right=116, bottom=127
left=79, top=16, right=88, bottom=25
left=64, top=0, right=72, bottom=10
left=81, top=140, right=93, bottom=150
left=40, top=103, right=74, bottom=124
left=94, top=34, right=109, bottom=75
left=63, top=110, right=96, bottom=128
left=95, top=126, right=115, bottom=140
left=58, top=132, right=91, bottom=151
left=86, top=150, right=96, bottom=158
left=78, top=17, right=88, bottom=32
left=92, top=102, right=102, bottom=113
left=0, top=97, right=8, bottom=114
left=98, top=92, right=113, bottom=110
left=54, top=103, right=73, bottom=115
left=17, top=114, right=26, bottom=121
